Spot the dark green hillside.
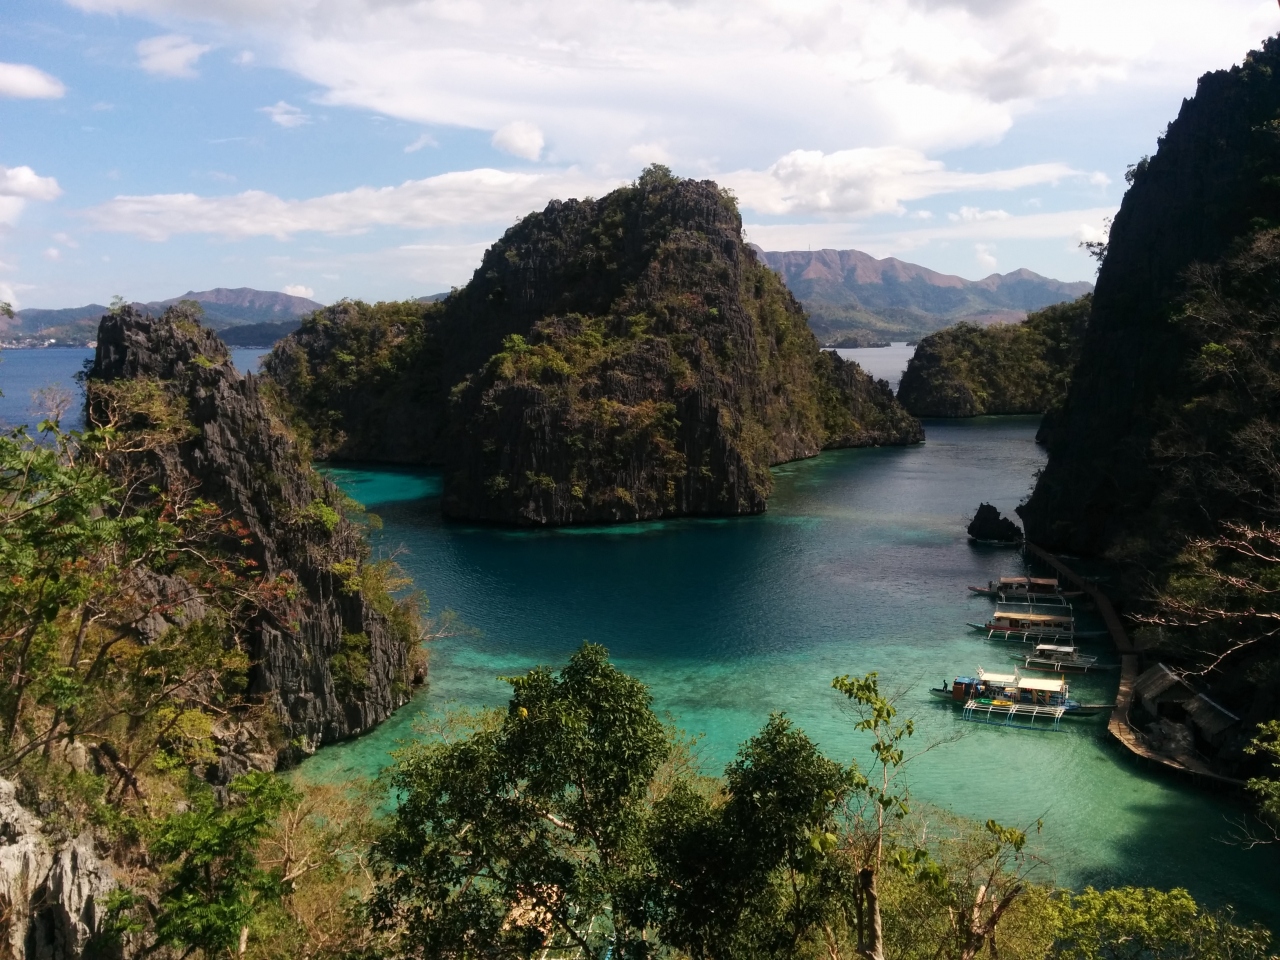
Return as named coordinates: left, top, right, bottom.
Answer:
left=895, top=296, right=1090, bottom=418
left=265, top=167, right=921, bottom=526
left=1018, top=36, right=1280, bottom=755
left=1021, top=37, right=1280, bottom=559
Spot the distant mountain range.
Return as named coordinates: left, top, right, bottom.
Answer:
left=754, top=247, right=1093, bottom=345
left=2, top=252, right=1091, bottom=351
left=4, top=287, right=325, bottom=345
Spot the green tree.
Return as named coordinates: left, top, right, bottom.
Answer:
left=1051, top=886, right=1272, bottom=960
left=647, top=713, right=855, bottom=960
left=152, top=772, right=298, bottom=958
left=832, top=672, right=916, bottom=960
left=370, top=643, right=669, bottom=959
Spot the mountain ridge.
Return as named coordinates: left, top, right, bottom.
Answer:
left=5, top=287, right=326, bottom=343
left=755, top=246, right=1093, bottom=344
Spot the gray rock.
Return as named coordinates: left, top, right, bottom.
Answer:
left=0, top=782, right=119, bottom=960
left=87, top=309, right=414, bottom=775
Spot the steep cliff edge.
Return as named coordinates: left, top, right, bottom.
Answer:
left=896, top=296, right=1090, bottom=418
left=88, top=307, right=418, bottom=767
left=266, top=168, right=922, bottom=525
left=1019, top=39, right=1280, bottom=557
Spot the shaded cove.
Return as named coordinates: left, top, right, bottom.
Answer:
left=303, top=418, right=1280, bottom=927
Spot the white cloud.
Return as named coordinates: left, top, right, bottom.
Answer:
left=44, top=247, right=62, bottom=261
left=0, top=282, right=20, bottom=310
left=744, top=205, right=1118, bottom=252
left=0, top=166, right=63, bottom=201
left=261, top=101, right=310, bottom=127
left=404, top=133, right=438, bottom=153
left=234, top=50, right=255, bottom=65
left=949, top=206, right=1011, bottom=222
left=137, top=34, right=212, bottom=78
left=59, top=0, right=1275, bottom=167
left=85, top=167, right=624, bottom=240
left=0, top=63, right=66, bottom=99
left=1089, top=171, right=1112, bottom=187
left=491, top=122, right=544, bottom=161
left=283, top=283, right=314, bottom=297
left=725, top=147, right=1079, bottom=218
left=975, top=242, right=998, bottom=269
left=0, top=165, right=62, bottom=226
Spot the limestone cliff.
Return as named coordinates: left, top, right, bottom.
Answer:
left=266, top=168, right=922, bottom=525
left=1019, top=38, right=1280, bottom=557
left=0, top=779, right=119, bottom=960
left=895, top=296, right=1090, bottom=419
left=88, top=308, right=417, bottom=769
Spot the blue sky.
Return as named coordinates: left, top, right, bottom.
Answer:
left=1, top=0, right=1276, bottom=309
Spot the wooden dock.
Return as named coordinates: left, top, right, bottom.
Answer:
left=1023, top=543, right=1244, bottom=787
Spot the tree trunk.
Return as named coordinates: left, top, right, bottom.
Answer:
left=859, top=869, right=885, bottom=960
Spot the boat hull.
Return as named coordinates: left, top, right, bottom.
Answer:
left=927, top=687, right=1099, bottom=718
left=1013, top=656, right=1116, bottom=674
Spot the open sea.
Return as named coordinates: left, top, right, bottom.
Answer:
left=4, top=344, right=1278, bottom=925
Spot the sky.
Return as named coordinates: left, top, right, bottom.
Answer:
left=1, top=0, right=1277, bottom=309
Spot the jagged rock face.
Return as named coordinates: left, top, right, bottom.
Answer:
left=0, top=780, right=117, bottom=960
left=1020, top=39, right=1280, bottom=554
left=89, top=309, right=412, bottom=762
left=266, top=172, right=922, bottom=526
left=967, top=504, right=1022, bottom=543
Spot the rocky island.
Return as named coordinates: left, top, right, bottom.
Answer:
left=265, top=167, right=923, bottom=525
left=895, top=295, right=1090, bottom=420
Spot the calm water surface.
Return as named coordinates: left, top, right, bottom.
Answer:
left=4, top=350, right=1276, bottom=923
left=835, top=342, right=916, bottom=392
left=309, top=419, right=1280, bottom=925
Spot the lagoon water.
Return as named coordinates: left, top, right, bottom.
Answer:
left=310, top=422, right=1280, bottom=926
left=3, top=347, right=1278, bottom=924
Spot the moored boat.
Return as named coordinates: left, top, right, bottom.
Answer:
left=967, top=576, right=1084, bottom=601
left=968, top=605, right=1077, bottom=642
left=929, top=668, right=1099, bottom=729
left=1012, top=643, right=1115, bottom=673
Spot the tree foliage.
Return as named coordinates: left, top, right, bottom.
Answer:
left=896, top=295, right=1091, bottom=418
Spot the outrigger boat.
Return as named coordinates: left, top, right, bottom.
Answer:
left=967, top=576, right=1084, bottom=601
left=967, top=604, right=1107, bottom=643
left=1011, top=643, right=1115, bottom=674
left=929, top=667, right=1099, bottom=729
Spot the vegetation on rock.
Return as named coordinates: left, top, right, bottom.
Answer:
left=265, top=167, right=922, bottom=526
left=1017, top=38, right=1280, bottom=779
left=895, top=296, right=1090, bottom=419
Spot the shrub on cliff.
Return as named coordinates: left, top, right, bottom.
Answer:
left=895, top=295, right=1091, bottom=418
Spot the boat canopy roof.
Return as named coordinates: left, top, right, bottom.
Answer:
left=993, top=612, right=1073, bottom=624
left=977, top=668, right=1019, bottom=684
left=997, top=576, right=1059, bottom=586
left=1033, top=644, right=1079, bottom=654
left=1019, top=676, right=1068, bottom=692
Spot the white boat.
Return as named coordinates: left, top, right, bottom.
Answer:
left=1013, top=643, right=1114, bottom=674
left=929, top=667, right=1095, bottom=729
left=967, top=576, right=1083, bottom=601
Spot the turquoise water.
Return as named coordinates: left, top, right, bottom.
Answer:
left=307, top=417, right=1280, bottom=924
left=4, top=349, right=1275, bottom=922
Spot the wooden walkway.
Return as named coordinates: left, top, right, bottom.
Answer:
left=1023, top=543, right=1244, bottom=787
